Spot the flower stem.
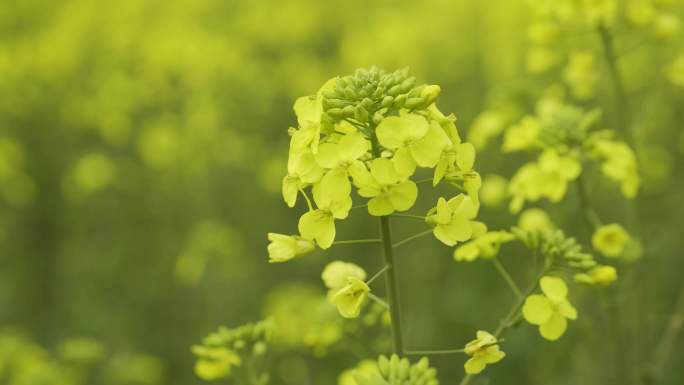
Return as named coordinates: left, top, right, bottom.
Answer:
left=366, top=265, right=389, bottom=286
left=492, top=257, right=523, bottom=300
left=576, top=173, right=602, bottom=231
left=392, top=229, right=433, bottom=248
left=390, top=213, right=426, bottom=221
left=333, top=239, right=382, bottom=245
left=368, top=292, right=390, bottom=309
left=597, top=24, right=632, bottom=145
left=405, top=348, right=465, bottom=356
left=379, top=215, right=405, bottom=354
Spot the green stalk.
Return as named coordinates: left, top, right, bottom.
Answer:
left=597, top=24, right=632, bottom=145
left=379, top=215, right=405, bottom=354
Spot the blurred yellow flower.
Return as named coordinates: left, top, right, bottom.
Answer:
left=574, top=265, right=618, bottom=286
left=523, top=276, right=577, bottom=340
left=592, top=224, right=630, bottom=257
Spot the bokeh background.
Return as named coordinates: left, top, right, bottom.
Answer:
left=1, top=0, right=684, bottom=384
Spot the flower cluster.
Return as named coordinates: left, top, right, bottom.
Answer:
left=270, top=67, right=480, bottom=257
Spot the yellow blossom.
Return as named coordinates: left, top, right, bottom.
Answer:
left=522, top=276, right=578, bottom=341
left=592, top=224, right=630, bottom=257
left=463, top=330, right=506, bottom=374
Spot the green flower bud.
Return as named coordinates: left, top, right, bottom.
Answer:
left=342, top=105, right=355, bottom=117
left=326, top=108, right=345, bottom=118
left=393, top=94, right=407, bottom=108
left=354, top=105, right=369, bottom=122
left=387, top=84, right=402, bottom=96
left=421, top=85, right=441, bottom=106
left=400, top=76, right=416, bottom=92
left=404, top=97, right=426, bottom=109
left=381, top=96, right=394, bottom=108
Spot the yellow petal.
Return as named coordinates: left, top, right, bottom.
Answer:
left=392, top=147, right=417, bottom=180
left=464, top=357, right=486, bottom=374
left=456, top=142, right=476, bottom=171
left=368, top=195, right=394, bottom=216
left=282, top=176, right=299, bottom=208
left=298, top=210, right=335, bottom=249
left=539, top=312, right=568, bottom=341
left=370, top=158, right=400, bottom=186
left=321, top=167, right=351, bottom=203
left=376, top=114, right=429, bottom=149
left=556, top=299, right=578, bottom=320
left=388, top=181, right=418, bottom=212
left=540, top=276, right=568, bottom=302
left=483, top=346, right=506, bottom=364
left=338, top=132, right=369, bottom=162
left=409, top=121, right=450, bottom=167
left=522, top=295, right=553, bottom=325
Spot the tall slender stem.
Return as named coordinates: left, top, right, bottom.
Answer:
left=576, top=173, right=602, bottom=231
left=379, top=216, right=405, bottom=354
left=598, top=24, right=632, bottom=145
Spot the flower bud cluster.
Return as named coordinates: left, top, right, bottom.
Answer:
left=353, top=354, right=439, bottom=385
left=322, top=67, right=439, bottom=125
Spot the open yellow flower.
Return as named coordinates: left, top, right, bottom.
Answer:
left=282, top=148, right=324, bottom=207
left=298, top=183, right=352, bottom=249
left=426, top=194, right=479, bottom=246
left=592, top=223, right=630, bottom=258
left=463, top=330, right=506, bottom=374
left=522, top=276, right=578, bottom=341
left=376, top=113, right=451, bottom=168
left=266, top=233, right=316, bottom=263
left=353, top=158, right=418, bottom=216
left=314, top=131, right=370, bottom=202
left=331, top=277, right=370, bottom=318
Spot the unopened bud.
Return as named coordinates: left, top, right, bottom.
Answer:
left=421, top=85, right=441, bottom=106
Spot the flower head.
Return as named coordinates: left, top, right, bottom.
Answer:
left=463, top=330, right=506, bottom=374
left=267, top=233, right=316, bottom=263
left=522, top=276, right=578, bottom=340
left=592, top=224, right=630, bottom=258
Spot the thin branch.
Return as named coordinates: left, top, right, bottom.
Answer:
left=333, top=239, right=381, bottom=245
left=299, top=188, right=313, bottom=211
left=405, top=348, right=465, bottom=356
left=366, top=265, right=390, bottom=286
left=390, top=213, right=426, bottom=221
left=368, top=292, right=390, bottom=309
left=492, top=257, right=523, bottom=300
left=392, top=229, right=433, bottom=248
